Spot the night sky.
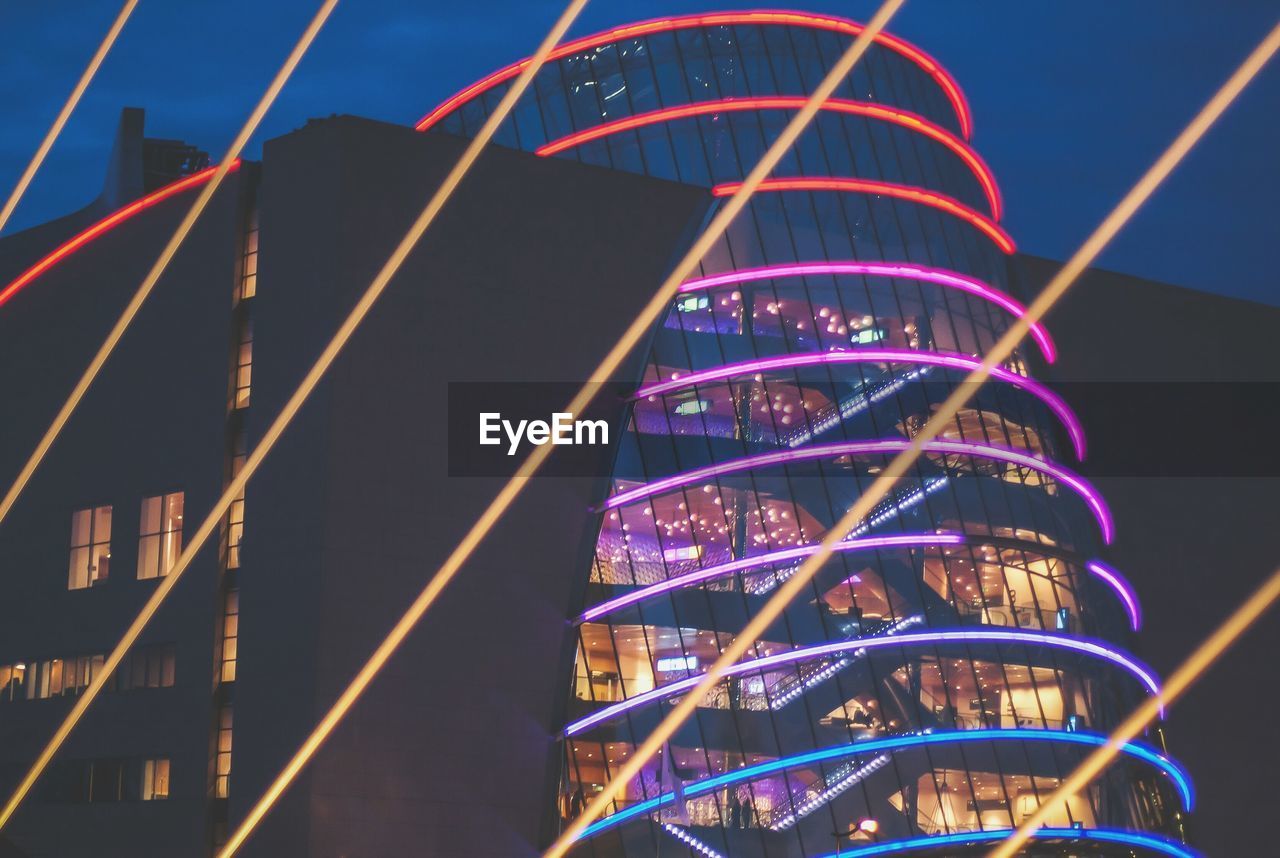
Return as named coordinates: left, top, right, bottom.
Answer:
left=3, top=1, right=1278, bottom=302
left=2, top=0, right=1278, bottom=853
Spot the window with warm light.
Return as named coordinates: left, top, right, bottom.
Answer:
left=141, top=758, right=170, bottom=800
left=2, top=645, right=178, bottom=702
left=214, top=704, right=233, bottom=798
left=232, top=318, right=252, bottom=409
left=225, top=432, right=247, bottom=569
left=137, top=492, right=184, bottom=580
left=0, top=663, right=27, bottom=702
left=237, top=208, right=259, bottom=302
left=68, top=505, right=111, bottom=590
left=219, top=589, right=239, bottom=683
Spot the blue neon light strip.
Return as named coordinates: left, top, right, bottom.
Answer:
left=577, top=729, right=1192, bottom=839
left=811, top=827, right=1200, bottom=857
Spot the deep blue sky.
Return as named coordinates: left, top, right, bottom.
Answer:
left=1, top=1, right=1278, bottom=303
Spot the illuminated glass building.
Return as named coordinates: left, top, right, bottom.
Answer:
left=0, top=9, right=1237, bottom=858
left=420, top=11, right=1193, bottom=857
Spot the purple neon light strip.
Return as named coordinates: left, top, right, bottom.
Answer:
left=677, top=261, right=1057, bottom=363
left=637, top=349, right=1086, bottom=459
left=1087, top=559, right=1142, bottom=631
left=601, top=439, right=1114, bottom=543
left=583, top=535, right=1140, bottom=636
left=564, top=628, right=1161, bottom=736
left=580, top=532, right=963, bottom=622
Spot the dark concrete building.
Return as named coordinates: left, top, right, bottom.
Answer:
left=0, top=106, right=707, bottom=857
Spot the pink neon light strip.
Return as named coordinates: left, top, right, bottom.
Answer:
left=601, top=439, right=1114, bottom=543
left=414, top=11, right=972, bottom=139
left=564, top=628, right=1159, bottom=735
left=0, top=162, right=240, bottom=309
left=581, top=532, right=964, bottom=622
left=637, top=350, right=1084, bottom=458
left=1087, top=560, right=1142, bottom=631
left=713, top=177, right=1016, bottom=253
left=677, top=260, right=1056, bottom=363
left=535, top=97, right=1000, bottom=218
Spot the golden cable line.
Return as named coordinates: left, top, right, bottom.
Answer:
left=0, top=0, right=340, bottom=535
left=0, top=0, right=138, bottom=235
left=987, top=563, right=1280, bottom=856
left=545, top=16, right=1280, bottom=858
left=214, top=2, right=908, bottom=853
left=0, top=0, right=341, bottom=832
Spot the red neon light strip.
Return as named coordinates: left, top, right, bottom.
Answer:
left=713, top=176, right=1016, bottom=253
left=536, top=97, right=1001, bottom=218
left=0, top=162, right=238, bottom=310
left=414, top=11, right=972, bottom=139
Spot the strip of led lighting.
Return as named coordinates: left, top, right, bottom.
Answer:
left=772, top=754, right=891, bottom=830
left=781, top=368, right=926, bottom=448
left=660, top=822, right=726, bottom=858
left=747, top=479, right=948, bottom=598
left=770, top=616, right=923, bottom=710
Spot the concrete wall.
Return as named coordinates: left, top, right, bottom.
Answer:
left=230, top=115, right=708, bottom=857
left=1028, top=255, right=1280, bottom=852
left=0, top=124, right=244, bottom=856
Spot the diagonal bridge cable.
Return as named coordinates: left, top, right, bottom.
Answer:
left=0, top=0, right=138, bottom=235
left=0, top=0, right=342, bottom=832
left=544, top=15, right=1280, bottom=858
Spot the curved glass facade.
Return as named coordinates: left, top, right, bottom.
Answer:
left=421, top=11, right=1192, bottom=856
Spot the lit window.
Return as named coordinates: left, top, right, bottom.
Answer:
left=220, top=589, right=239, bottom=683
left=214, top=705, right=233, bottom=798
left=0, top=663, right=27, bottom=702
left=141, top=758, right=170, bottom=800
left=232, top=318, right=252, bottom=409
left=37, top=659, right=63, bottom=698
left=226, top=431, right=246, bottom=569
left=6, top=656, right=106, bottom=701
left=68, top=505, right=111, bottom=590
left=62, top=655, right=99, bottom=696
left=137, top=493, right=184, bottom=580
left=237, top=208, right=259, bottom=302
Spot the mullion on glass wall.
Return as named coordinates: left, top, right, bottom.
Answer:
left=535, top=63, right=576, bottom=151
left=777, top=26, right=884, bottom=360
left=776, top=51, right=942, bottom=372
left=772, top=464, right=855, bottom=763
left=685, top=31, right=795, bottom=369
left=868, top=41, right=976, bottom=211
left=818, top=54, right=982, bottom=364
left=646, top=33, right=712, bottom=187
left=961, top=667, right=1051, bottom=829
left=631, top=544, right=724, bottom=737
left=589, top=44, right=641, bottom=173
left=603, top=41, right=656, bottom=179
